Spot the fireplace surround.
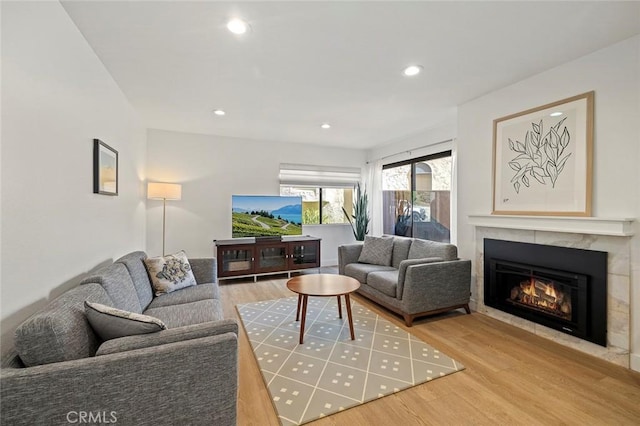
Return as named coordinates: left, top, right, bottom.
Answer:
left=484, top=238, right=607, bottom=346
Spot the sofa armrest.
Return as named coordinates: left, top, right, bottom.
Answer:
left=338, top=243, right=364, bottom=275
left=96, top=318, right=238, bottom=356
left=401, top=260, right=472, bottom=314
left=1, top=333, right=238, bottom=426
left=189, top=257, right=217, bottom=284
left=397, top=257, right=443, bottom=298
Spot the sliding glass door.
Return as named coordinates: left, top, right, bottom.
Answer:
left=381, top=151, right=451, bottom=242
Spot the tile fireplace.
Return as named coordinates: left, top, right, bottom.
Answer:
left=484, top=239, right=607, bottom=346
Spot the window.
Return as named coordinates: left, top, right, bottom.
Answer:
left=382, top=151, right=452, bottom=242
left=280, top=186, right=353, bottom=225
left=279, top=163, right=360, bottom=225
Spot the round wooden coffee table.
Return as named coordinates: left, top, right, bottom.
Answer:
left=286, top=274, right=360, bottom=344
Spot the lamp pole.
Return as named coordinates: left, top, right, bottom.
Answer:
left=162, top=197, right=167, bottom=256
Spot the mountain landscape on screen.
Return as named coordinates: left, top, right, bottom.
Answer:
left=232, top=195, right=303, bottom=238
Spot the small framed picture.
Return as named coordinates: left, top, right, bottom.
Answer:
left=93, top=139, right=118, bottom=196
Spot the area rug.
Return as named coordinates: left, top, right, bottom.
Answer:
left=236, top=296, right=464, bottom=425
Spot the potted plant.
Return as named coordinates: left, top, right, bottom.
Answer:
left=342, top=183, right=370, bottom=241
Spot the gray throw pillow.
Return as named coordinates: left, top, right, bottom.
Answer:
left=85, top=301, right=166, bottom=341
left=358, top=236, right=394, bottom=266
left=408, top=238, right=457, bottom=260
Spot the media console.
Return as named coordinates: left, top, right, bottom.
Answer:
left=214, top=236, right=321, bottom=282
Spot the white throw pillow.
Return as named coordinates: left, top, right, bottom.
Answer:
left=144, top=251, right=197, bottom=296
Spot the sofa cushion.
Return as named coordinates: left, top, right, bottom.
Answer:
left=358, top=236, right=393, bottom=266
left=146, top=283, right=218, bottom=309
left=189, top=258, right=218, bottom=286
left=344, top=263, right=396, bottom=284
left=408, top=238, right=457, bottom=261
left=81, top=263, right=143, bottom=314
left=85, top=301, right=166, bottom=341
left=144, top=299, right=223, bottom=328
left=115, top=251, right=154, bottom=310
left=14, top=283, right=112, bottom=367
left=144, top=251, right=197, bottom=296
left=391, top=236, right=413, bottom=268
left=367, top=270, right=399, bottom=298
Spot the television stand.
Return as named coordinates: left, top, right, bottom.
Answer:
left=214, top=236, right=321, bottom=282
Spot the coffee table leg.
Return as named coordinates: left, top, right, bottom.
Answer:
left=296, top=294, right=302, bottom=321
left=345, top=294, right=355, bottom=340
left=337, top=295, right=342, bottom=319
left=299, top=295, right=308, bottom=344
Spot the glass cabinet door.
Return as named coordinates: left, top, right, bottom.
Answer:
left=220, top=246, right=254, bottom=276
left=289, top=241, right=319, bottom=269
left=256, top=244, right=287, bottom=272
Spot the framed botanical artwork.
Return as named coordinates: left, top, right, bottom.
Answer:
left=492, top=91, right=594, bottom=216
left=93, top=139, right=118, bottom=196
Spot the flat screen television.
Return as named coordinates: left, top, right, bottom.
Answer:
left=232, top=195, right=303, bottom=238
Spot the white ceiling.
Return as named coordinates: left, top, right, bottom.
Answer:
left=61, top=1, right=640, bottom=149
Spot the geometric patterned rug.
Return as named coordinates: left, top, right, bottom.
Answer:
left=236, top=296, right=465, bottom=425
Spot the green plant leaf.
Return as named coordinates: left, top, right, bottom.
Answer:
left=344, top=183, right=370, bottom=240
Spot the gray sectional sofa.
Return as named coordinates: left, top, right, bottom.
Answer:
left=339, top=236, right=471, bottom=326
left=0, top=251, right=238, bottom=426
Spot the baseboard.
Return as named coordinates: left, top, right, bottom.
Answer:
left=630, top=353, right=640, bottom=372
left=321, top=258, right=337, bottom=267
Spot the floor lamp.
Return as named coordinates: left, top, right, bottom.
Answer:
left=147, top=182, right=182, bottom=256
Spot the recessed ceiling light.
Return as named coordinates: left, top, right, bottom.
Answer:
left=550, top=111, right=563, bottom=117
left=227, top=19, right=249, bottom=35
left=213, top=109, right=226, bottom=116
left=321, top=123, right=331, bottom=129
left=403, top=65, right=423, bottom=77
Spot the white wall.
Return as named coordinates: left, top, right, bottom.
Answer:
left=456, top=36, right=640, bottom=369
left=146, top=129, right=366, bottom=265
left=1, top=2, right=147, bottom=352
left=367, top=122, right=456, bottom=164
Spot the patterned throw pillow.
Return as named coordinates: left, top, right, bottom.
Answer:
left=358, top=236, right=394, bottom=266
left=85, top=301, right=166, bottom=341
left=143, top=251, right=197, bottom=296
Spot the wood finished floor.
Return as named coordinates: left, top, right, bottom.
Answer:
left=219, top=275, right=640, bottom=426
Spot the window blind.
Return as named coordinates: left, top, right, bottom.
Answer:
left=279, top=163, right=361, bottom=187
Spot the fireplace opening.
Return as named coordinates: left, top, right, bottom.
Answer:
left=510, top=276, right=572, bottom=321
left=484, top=239, right=607, bottom=347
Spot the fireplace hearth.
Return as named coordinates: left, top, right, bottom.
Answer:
left=484, top=239, right=607, bottom=346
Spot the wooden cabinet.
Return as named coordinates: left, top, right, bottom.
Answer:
left=215, top=237, right=321, bottom=281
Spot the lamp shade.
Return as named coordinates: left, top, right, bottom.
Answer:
left=147, top=182, right=182, bottom=200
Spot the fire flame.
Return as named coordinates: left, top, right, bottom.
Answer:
left=509, top=276, right=571, bottom=320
